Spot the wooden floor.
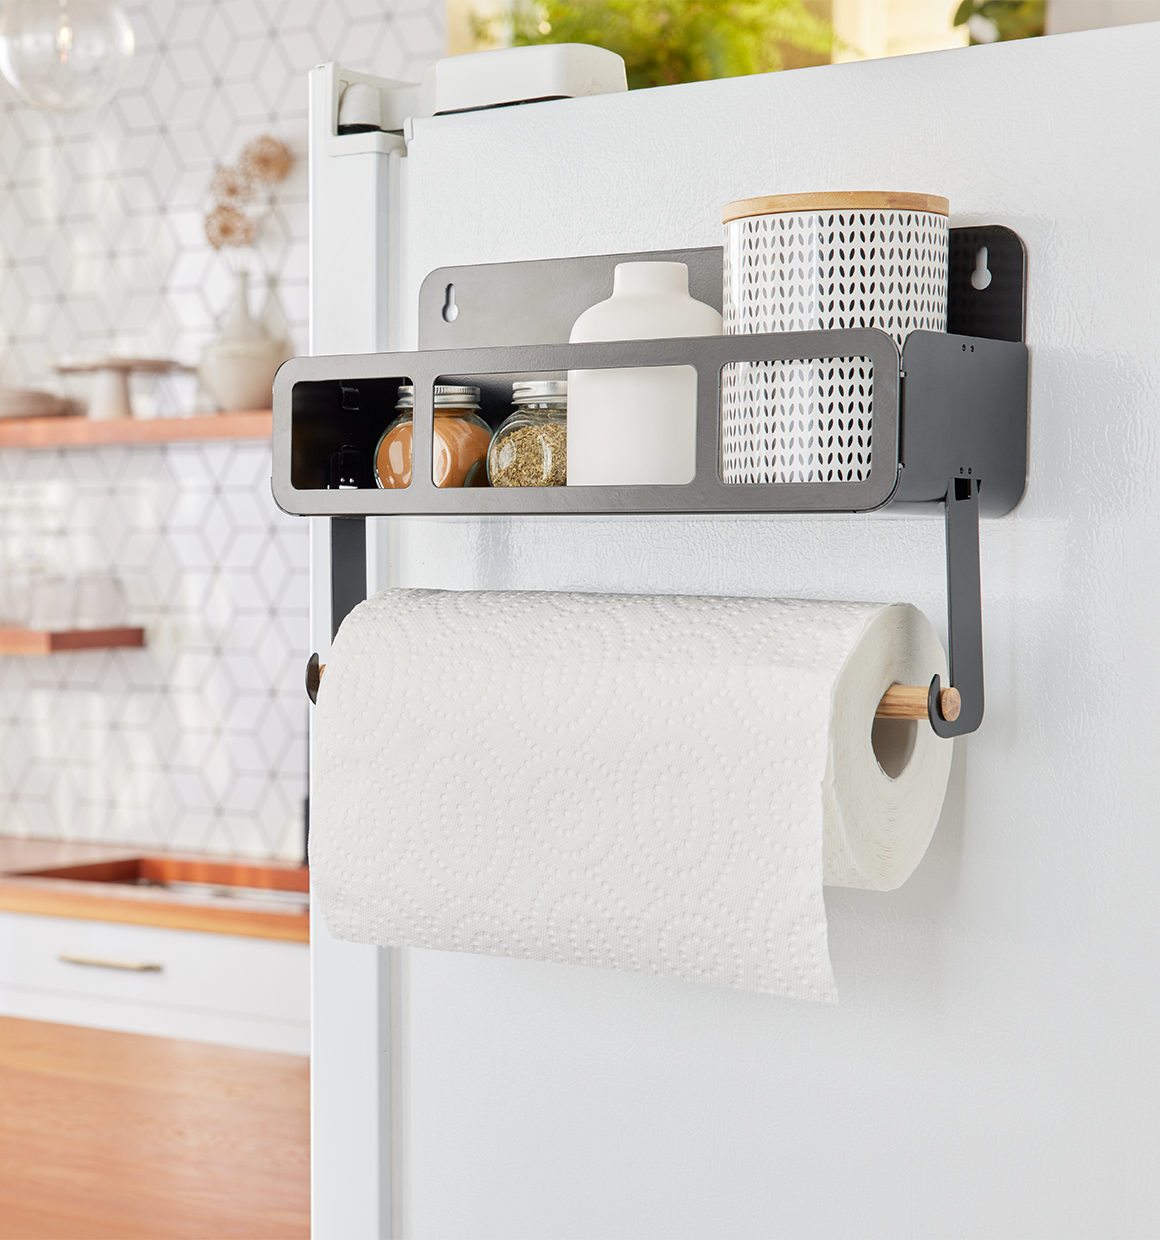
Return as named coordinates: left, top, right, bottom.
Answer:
left=0, top=1017, right=309, bottom=1240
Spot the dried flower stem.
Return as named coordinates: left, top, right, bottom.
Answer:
left=204, top=134, right=294, bottom=254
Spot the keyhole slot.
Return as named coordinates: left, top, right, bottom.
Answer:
left=441, top=283, right=459, bottom=322
left=971, top=246, right=992, bottom=291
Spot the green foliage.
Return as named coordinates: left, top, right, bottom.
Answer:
left=491, top=0, right=836, bottom=90
left=952, top=0, right=1044, bottom=45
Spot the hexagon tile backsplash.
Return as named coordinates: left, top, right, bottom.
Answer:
left=0, top=0, right=444, bottom=392
left=0, top=441, right=311, bottom=858
left=0, top=1, right=444, bottom=858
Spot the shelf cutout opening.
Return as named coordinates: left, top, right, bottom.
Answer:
left=290, top=376, right=412, bottom=490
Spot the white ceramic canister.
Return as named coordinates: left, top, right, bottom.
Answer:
left=567, top=261, right=722, bottom=486
left=721, top=191, right=949, bottom=485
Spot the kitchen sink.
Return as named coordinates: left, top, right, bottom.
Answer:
left=17, top=855, right=310, bottom=909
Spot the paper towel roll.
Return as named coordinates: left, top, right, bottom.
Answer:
left=312, top=589, right=953, bottom=1002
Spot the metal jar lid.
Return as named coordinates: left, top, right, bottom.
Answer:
left=512, top=380, right=567, bottom=404
left=395, top=384, right=481, bottom=410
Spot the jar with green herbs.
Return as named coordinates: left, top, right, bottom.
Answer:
left=487, top=380, right=567, bottom=487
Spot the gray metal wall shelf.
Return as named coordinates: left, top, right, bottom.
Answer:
left=272, top=326, right=1026, bottom=519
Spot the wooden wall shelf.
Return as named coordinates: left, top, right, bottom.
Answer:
left=0, top=627, right=145, bottom=655
left=0, top=410, right=272, bottom=449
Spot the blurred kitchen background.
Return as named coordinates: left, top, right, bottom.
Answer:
left=0, top=0, right=1147, bottom=865
left=0, top=2, right=442, bottom=862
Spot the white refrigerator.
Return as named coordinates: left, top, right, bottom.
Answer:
left=303, top=25, right=1160, bottom=1239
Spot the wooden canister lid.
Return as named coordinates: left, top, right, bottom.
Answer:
left=722, top=191, right=950, bottom=224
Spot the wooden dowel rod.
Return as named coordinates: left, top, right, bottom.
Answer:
left=316, top=663, right=959, bottom=724
left=875, top=684, right=961, bottom=722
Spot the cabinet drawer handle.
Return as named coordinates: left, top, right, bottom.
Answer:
left=58, top=952, right=163, bottom=973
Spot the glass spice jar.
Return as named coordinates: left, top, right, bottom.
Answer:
left=487, top=380, right=567, bottom=487
left=374, top=384, right=493, bottom=488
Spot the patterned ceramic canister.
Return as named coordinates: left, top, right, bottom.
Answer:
left=721, top=191, right=949, bottom=485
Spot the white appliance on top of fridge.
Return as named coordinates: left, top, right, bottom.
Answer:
left=305, top=26, right=1160, bottom=1240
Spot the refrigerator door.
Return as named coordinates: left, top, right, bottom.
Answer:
left=315, top=25, right=1160, bottom=1240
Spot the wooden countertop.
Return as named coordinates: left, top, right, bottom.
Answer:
left=0, top=838, right=309, bottom=943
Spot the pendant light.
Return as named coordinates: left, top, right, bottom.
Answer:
left=0, top=0, right=133, bottom=114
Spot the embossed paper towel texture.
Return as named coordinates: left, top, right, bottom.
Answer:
left=312, top=589, right=948, bottom=1002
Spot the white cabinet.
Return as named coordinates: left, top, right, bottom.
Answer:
left=0, top=911, right=309, bottom=1054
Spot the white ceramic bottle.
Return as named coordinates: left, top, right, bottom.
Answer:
left=566, top=261, right=722, bottom=485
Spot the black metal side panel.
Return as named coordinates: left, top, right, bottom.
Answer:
left=421, top=230, right=1023, bottom=349
left=897, top=332, right=1028, bottom=517
left=947, top=225, right=1026, bottom=342
left=418, top=247, right=724, bottom=350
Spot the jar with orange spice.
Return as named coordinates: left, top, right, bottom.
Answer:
left=374, top=385, right=492, bottom=488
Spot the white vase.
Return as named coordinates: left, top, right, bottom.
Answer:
left=567, top=262, right=722, bottom=486
left=200, top=269, right=293, bottom=413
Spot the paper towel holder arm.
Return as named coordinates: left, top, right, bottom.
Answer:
left=925, top=473, right=984, bottom=737
left=834, top=475, right=982, bottom=733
